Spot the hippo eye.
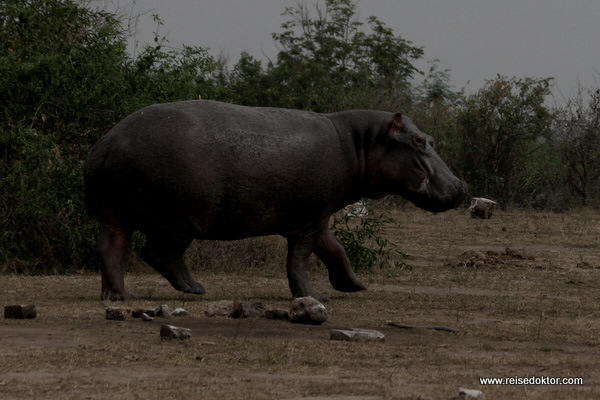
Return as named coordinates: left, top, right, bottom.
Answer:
left=413, top=135, right=426, bottom=149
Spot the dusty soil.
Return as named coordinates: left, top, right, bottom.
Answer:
left=1, top=206, right=599, bottom=399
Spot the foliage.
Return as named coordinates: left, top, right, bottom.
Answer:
left=555, top=87, right=600, bottom=206
left=1, top=0, right=128, bottom=270
left=0, top=0, right=225, bottom=270
left=408, top=60, right=465, bottom=173
left=449, top=76, right=555, bottom=205
left=263, top=0, right=423, bottom=112
left=127, top=15, right=228, bottom=108
left=330, top=203, right=408, bottom=273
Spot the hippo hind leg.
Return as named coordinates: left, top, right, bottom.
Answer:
left=141, top=233, right=206, bottom=295
left=97, top=214, right=133, bottom=301
left=313, top=221, right=367, bottom=293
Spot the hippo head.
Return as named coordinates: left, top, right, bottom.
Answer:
left=365, top=112, right=467, bottom=212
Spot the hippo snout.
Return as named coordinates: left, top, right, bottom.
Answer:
left=438, top=178, right=468, bottom=211
left=412, top=177, right=467, bottom=213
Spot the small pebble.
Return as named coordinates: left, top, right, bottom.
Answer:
left=141, top=313, right=154, bottom=321
left=172, top=307, right=190, bottom=317
left=160, top=324, right=192, bottom=340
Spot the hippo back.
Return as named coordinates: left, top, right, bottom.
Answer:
left=85, top=100, right=363, bottom=239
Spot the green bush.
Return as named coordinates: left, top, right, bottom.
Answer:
left=0, top=1, right=226, bottom=271
left=0, top=127, right=95, bottom=271
left=330, top=203, right=408, bottom=273
left=0, top=0, right=129, bottom=270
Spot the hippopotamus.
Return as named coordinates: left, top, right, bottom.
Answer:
left=84, top=100, right=466, bottom=301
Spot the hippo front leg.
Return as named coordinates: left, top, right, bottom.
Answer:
left=285, top=229, right=329, bottom=302
left=313, top=221, right=367, bottom=293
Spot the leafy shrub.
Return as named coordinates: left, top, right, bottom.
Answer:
left=0, top=1, right=226, bottom=271
left=0, top=0, right=129, bottom=270
left=330, top=203, right=408, bottom=273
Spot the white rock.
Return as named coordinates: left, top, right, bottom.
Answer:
left=172, top=307, right=190, bottom=317
left=160, top=324, right=192, bottom=340
left=330, top=328, right=385, bottom=342
left=459, top=387, right=485, bottom=399
left=156, top=304, right=171, bottom=318
left=141, top=313, right=154, bottom=321
left=289, top=296, right=328, bottom=325
left=469, top=197, right=497, bottom=219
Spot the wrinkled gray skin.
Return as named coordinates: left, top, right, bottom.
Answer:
left=85, top=100, right=467, bottom=301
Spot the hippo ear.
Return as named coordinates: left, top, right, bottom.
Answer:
left=393, top=112, right=403, bottom=129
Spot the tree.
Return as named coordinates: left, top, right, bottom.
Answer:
left=557, top=86, right=600, bottom=205
left=267, top=0, right=423, bottom=112
left=451, top=76, right=554, bottom=205
left=226, top=51, right=272, bottom=106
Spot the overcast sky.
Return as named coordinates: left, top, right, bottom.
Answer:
left=113, top=0, right=600, bottom=98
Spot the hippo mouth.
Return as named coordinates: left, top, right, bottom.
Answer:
left=409, top=178, right=467, bottom=212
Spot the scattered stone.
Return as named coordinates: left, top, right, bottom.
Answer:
left=469, top=197, right=497, bottom=219
left=124, top=354, right=140, bottom=362
left=264, top=308, right=290, bottom=320
left=105, top=307, right=129, bottom=321
left=330, top=328, right=385, bottom=342
left=4, top=304, right=37, bottom=319
left=156, top=304, right=170, bottom=318
left=132, top=308, right=157, bottom=318
left=205, top=300, right=235, bottom=317
left=160, top=324, right=192, bottom=340
left=289, top=296, right=328, bottom=325
left=459, top=387, right=485, bottom=399
left=141, top=313, right=154, bottom=322
left=230, top=301, right=267, bottom=319
left=172, top=307, right=190, bottom=317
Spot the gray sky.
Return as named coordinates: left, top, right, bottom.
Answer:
left=115, top=0, right=600, bottom=98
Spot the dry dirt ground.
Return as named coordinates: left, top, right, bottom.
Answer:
left=1, top=206, right=599, bottom=399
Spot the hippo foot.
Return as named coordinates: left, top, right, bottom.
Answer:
left=101, top=289, right=135, bottom=301
left=179, top=281, right=206, bottom=295
left=169, top=277, right=206, bottom=295
left=329, top=275, right=367, bottom=293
